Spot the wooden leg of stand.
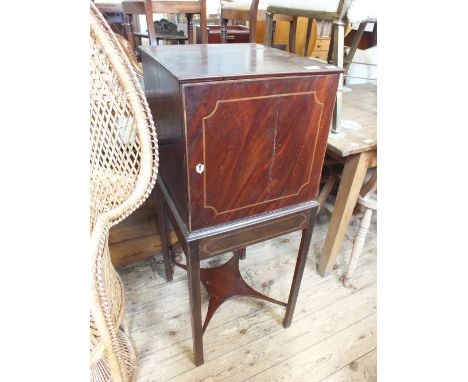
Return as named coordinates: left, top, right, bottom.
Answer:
left=187, top=240, right=204, bottom=366
left=234, top=247, right=246, bottom=260
left=156, top=187, right=173, bottom=282
left=283, top=207, right=317, bottom=328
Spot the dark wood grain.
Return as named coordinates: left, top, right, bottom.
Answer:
left=142, top=54, right=189, bottom=224
left=140, top=43, right=342, bottom=83
left=183, top=74, right=338, bottom=230
left=142, top=43, right=340, bottom=231
left=198, top=210, right=310, bottom=258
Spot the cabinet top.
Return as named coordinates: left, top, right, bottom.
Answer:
left=140, top=43, right=342, bottom=82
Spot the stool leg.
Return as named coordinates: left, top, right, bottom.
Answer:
left=283, top=207, right=317, bottom=328
left=156, top=188, right=173, bottom=282
left=343, top=207, right=373, bottom=287
left=265, top=12, right=274, bottom=47
left=187, top=240, right=204, bottom=366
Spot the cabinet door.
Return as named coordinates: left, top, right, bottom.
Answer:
left=183, top=74, right=339, bottom=230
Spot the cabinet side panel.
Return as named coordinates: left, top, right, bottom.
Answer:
left=142, top=54, right=189, bottom=226
left=184, top=75, right=339, bottom=230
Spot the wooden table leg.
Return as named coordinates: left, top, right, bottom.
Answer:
left=155, top=186, right=173, bottom=282
left=283, top=206, right=317, bottom=328
left=186, top=240, right=204, bottom=366
left=318, top=152, right=371, bottom=276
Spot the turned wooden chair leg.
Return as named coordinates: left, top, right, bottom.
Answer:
left=123, top=13, right=136, bottom=54
left=342, top=207, right=373, bottom=287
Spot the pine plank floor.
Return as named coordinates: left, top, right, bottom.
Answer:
left=119, top=211, right=377, bottom=382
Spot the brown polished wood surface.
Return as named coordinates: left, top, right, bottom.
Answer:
left=142, top=43, right=341, bottom=231
left=183, top=75, right=338, bottom=229
left=140, top=43, right=341, bottom=82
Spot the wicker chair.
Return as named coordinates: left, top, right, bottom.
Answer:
left=90, top=2, right=158, bottom=381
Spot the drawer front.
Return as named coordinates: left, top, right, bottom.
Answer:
left=311, top=51, right=329, bottom=61
left=314, top=38, right=331, bottom=51
left=182, top=75, right=339, bottom=230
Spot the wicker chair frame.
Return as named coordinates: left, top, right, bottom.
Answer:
left=90, top=2, right=158, bottom=381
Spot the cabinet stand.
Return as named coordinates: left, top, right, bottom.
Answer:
left=156, top=178, right=318, bottom=366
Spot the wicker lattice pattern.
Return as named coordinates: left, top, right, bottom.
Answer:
left=90, top=2, right=158, bottom=382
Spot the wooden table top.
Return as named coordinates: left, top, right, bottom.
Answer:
left=140, top=43, right=342, bottom=82
left=327, top=83, right=377, bottom=158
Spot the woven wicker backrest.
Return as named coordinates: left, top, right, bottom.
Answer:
left=90, top=2, right=158, bottom=381
left=90, top=4, right=157, bottom=231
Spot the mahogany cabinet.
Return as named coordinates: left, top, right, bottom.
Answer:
left=141, top=43, right=342, bottom=365
left=141, top=43, right=341, bottom=232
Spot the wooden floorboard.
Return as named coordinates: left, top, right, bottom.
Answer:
left=321, top=349, right=377, bottom=382
left=119, top=213, right=377, bottom=381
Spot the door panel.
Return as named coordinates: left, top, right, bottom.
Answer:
left=183, top=74, right=339, bottom=230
